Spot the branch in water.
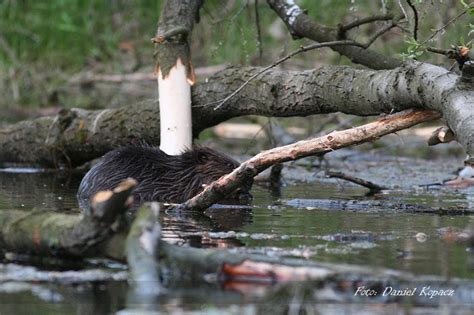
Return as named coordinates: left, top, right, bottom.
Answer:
left=325, top=170, right=388, bottom=193
left=178, top=109, right=441, bottom=211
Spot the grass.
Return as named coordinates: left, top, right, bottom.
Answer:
left=0, top=0, right=161, bottom=69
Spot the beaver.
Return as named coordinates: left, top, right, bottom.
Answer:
left=77, top=145, right=252, bottom=210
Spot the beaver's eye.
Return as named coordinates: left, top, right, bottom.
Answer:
left=198, top=152, right=209, bottom=163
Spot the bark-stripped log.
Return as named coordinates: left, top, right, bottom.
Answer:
left=180, top=110, right=441, bottom=211
left=0, top=61, right=471, bottom=167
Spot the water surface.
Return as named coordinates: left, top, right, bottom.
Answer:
left=0, top=170, right=473, bottom=313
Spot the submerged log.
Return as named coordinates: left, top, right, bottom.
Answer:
left=128, top=203, right=406, bottom=285
left=126, top=202, right=163, bottom=296
left=0, top=200, right=470, bottom=294
left=284, top=198, right=473, bottom=215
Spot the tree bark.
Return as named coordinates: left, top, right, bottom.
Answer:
left=154, top=0, right=203, bottom=154
left=0, top=61, right=472, bottom=167
left=0, top=180, right=134, bottom=257
left=126, top=202, right=163, bottom=296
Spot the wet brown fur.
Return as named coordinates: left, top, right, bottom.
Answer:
left=77, top=145, right=251, bottom=209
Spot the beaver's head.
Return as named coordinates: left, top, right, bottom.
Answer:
left=175, top=146, right=253, bottom=202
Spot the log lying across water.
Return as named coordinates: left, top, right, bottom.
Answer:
left=180, top=109, right=441, bottom=211
left=0, top=61, right=472, bottom=167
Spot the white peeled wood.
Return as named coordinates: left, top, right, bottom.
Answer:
left=157, top=58, right=193, bottom=155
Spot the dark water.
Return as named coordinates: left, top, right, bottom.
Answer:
left=0, top=170, right=473, bottom=314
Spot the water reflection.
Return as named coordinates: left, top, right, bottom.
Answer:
left=0, top=170, right=82, bottom=211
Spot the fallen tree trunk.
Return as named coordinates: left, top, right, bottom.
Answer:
left=0, top=61, right=472, bottom=167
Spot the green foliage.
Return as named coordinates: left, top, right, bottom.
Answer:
left=0, top=0, right=161, bottom=69
left=400, top=37, right=425, bottom=60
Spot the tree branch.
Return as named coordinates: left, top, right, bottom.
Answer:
left=326, top=170, right=388, bottom=193
left=178, top=110, right=440, bottom=211
left=419, top=7, right=472, bottom=47
left=267, top=0, right=402, bottom=69
left=405, top=0, right=419, bottom=40
left=362, top=16, right=401, bottom=49
left=337, top=14, right=395, bottom=38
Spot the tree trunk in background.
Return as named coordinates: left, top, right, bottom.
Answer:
left=154, top=0, right=203, bottom=155
left=0, top=61, right=472, bottom=167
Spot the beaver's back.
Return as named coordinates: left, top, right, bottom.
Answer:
left=76, top=145, right=249, bottom=210
left=77, top=145, right=169, bottom=209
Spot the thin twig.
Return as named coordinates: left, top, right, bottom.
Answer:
left=211, top=40, right=363, bottom=110
left=397, top=0, right=408, bottom=22
left=209, top=22, right=400, bottom=111
left=419, top=7, right=472, bottom=46
left=362, top=17, right=401, bottom=48
left=394, top=24, right=413, bottom=35
left=338, top=14, right=394, bottom=38
left=426, top=46, right=451, bottom=56
left=199, top=10, right=404, bottom=111
left=405, top=0, right=419, bottom=40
